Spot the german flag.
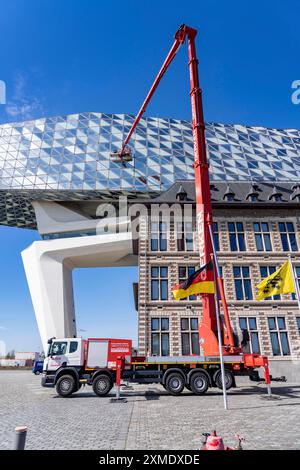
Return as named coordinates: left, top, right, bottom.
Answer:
left=172, top=260, right=214, bottom=300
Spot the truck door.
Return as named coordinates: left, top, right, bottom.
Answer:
left=47, top=340, right=68, bottom=371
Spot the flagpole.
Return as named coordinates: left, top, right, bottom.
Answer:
left=208, top=226, right=228, bottom=411
left=288, top=254, right=300, bottom=312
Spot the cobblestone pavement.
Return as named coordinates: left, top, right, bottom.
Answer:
left=1, top=370, right=300, bottom=450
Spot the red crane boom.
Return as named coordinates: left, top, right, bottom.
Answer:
left=115, top=24, right=235, bottom=356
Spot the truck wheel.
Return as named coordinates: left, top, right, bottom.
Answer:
left=93, top=375, right=112, bottom=397
left=165, top=372, right=185, bottom=395
left=213, top=369, right=234, bottom=390
left=190, top=371, right=209, bottom=395
left=35, top=371, right=40, bottom=375
left=56, top=375, right=75, bottom=397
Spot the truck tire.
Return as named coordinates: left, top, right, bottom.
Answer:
left=190, top=371, right=209, bottom=395
left=56, top=374, right=76, bottom=397
left=213, top=369, right=234, bottom=390
left=34, top=371, right=40, bottom=375
left=165, top=372, right=185, bottom=395
left=93, top=374, right=112, bottom=397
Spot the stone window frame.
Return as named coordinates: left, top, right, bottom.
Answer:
left=267, top=316, right=291, bottom=356
left=180, top=317, right=199, bottom=355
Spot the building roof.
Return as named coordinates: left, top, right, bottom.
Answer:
left=0, top=112, right=300, bottom=228
left=150, top=180, right=300, bottom=205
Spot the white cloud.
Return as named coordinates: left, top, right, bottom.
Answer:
left=0, top=326, right=7, bottom=330
left=5, top=72, right=44, bottom=120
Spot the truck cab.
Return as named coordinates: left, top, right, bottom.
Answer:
left=44, top=337, right=85, bottom=371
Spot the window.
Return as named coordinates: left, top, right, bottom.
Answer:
left=69, top=341, right=78, bottom=354
left=178, top=266, right=197, bottom=300
left=233, top=266, right=252, bottom=300
left=213, top=222, right=220, bottom=251
left=177, top=222, right=194, bottom=251
left=291, top=266, right=300, bottom=300
left=151, top=318, right=170, bottom=356
left=253, top=222, right=272, bottom=251
left=268, top=317, right=290, bottom=356
left=151, top=266, right=168, bottom=300
left=239, top=317, right=260, bottom=354
left=259, top=266, right=280, bottom=300
left=150, top=221, right=167, bottom=251
left=50, top=341, right=67, bottom=356
left=296, top=317, right=300, bottom=335
left=279, top=222, right=298, bottom=252
left=228, top=222, right=246, bottom=251
left=181, top=318, right=199, bottom=355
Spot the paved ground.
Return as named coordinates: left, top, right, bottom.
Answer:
left=1, top=370, right=300, bottom=450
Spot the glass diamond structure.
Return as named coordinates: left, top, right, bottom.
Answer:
left=0, top=112, right=299, bottom=228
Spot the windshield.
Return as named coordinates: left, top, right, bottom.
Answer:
left=49, top=341, right=67, bottom=356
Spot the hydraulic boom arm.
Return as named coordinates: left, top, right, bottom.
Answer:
left=116, top=24, right=235, bottom=354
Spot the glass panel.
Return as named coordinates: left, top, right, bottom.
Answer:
left=289, top=234, right=298, bottom=251
left=151, top=267, right=159, bottom=278
left=236, top=222, right=243, bottom=231
left=179, top=266, right=186, bottom=278
left=281, top=234, right=289, bottom=251
left=280, top=332, right=290, bottom=355
left=69, top=341, right=78, bottom=353
left=233, top=266, right=240, bottom=277
left=191, top=318, right=198, bottom=330
left=229, top=233, right=237, bottom=251
left=151, top=318, right=159, bottom=331
left=277, top=317, right=286, bottom=330
left=151, top=280, right=159, bottom=300
left=268, top=317, right=276, bottom=330
left=261, top=223, right=269, bottom=232
left=151, top=333, right=160, bottom=355
left=235, top=279, right=244, bottom=300
left=238, top=234, right=246, bottom=251
left=161, top=318, right=169, bottom=331
left=253, top=222, right=260, bottom=232
left=260, top=266, right=267, bottom=278
left=191, top=333, right=200, bottom=355
left=278, top=222, right=285, bottom=232
left=161, top=333, right=169, bottom=356
left=264, top=234, right=272, bottom=251
left=297, top=317, right=300, bottom=330
left=181, top=333, right=190, bottom=355
left=287, top=222, right=294, bottom=232
left=242, top=266, right=249, bottom=277
left=270, top=332, right=281, bottom=355
left=160, top=236, right=167, bottom=251
left=151, top=238, right=158, bottom=251
left=186, top=235, right=194, bottom=251
left=244, top=280, right=252, bottom=300
left=181, top=318, right=189, bottom=330
left=161, top=280, right=168, bottom=300
left=51, top=342, right=67, bottom=356
left=255, top=234, right=263, bottom=251
left=188, top=267, right=195, bottom=277
left=251, top=332, right=260, bottom=354
left=228, top=222, right=235, bottom=232
left=160, top=267, right=168, bottom=278
left=239, top=318, right=247, bottom=330
left=248, top=318, right=257, bottom=330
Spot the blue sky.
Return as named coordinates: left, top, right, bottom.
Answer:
left=0, top=0, right=299, bottom=352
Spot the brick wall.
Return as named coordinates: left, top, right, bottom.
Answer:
left=137, top=204, right=300, bottom=361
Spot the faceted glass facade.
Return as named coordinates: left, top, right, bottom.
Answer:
left=0, top=112, right=300, bottom=192
left=0, top=112, right=300, bottom=228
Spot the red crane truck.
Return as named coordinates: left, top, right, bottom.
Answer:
left=41, top=24, right=274, bottom=398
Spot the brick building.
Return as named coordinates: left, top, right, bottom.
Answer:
left=134, top=181, right=300, bottom=381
